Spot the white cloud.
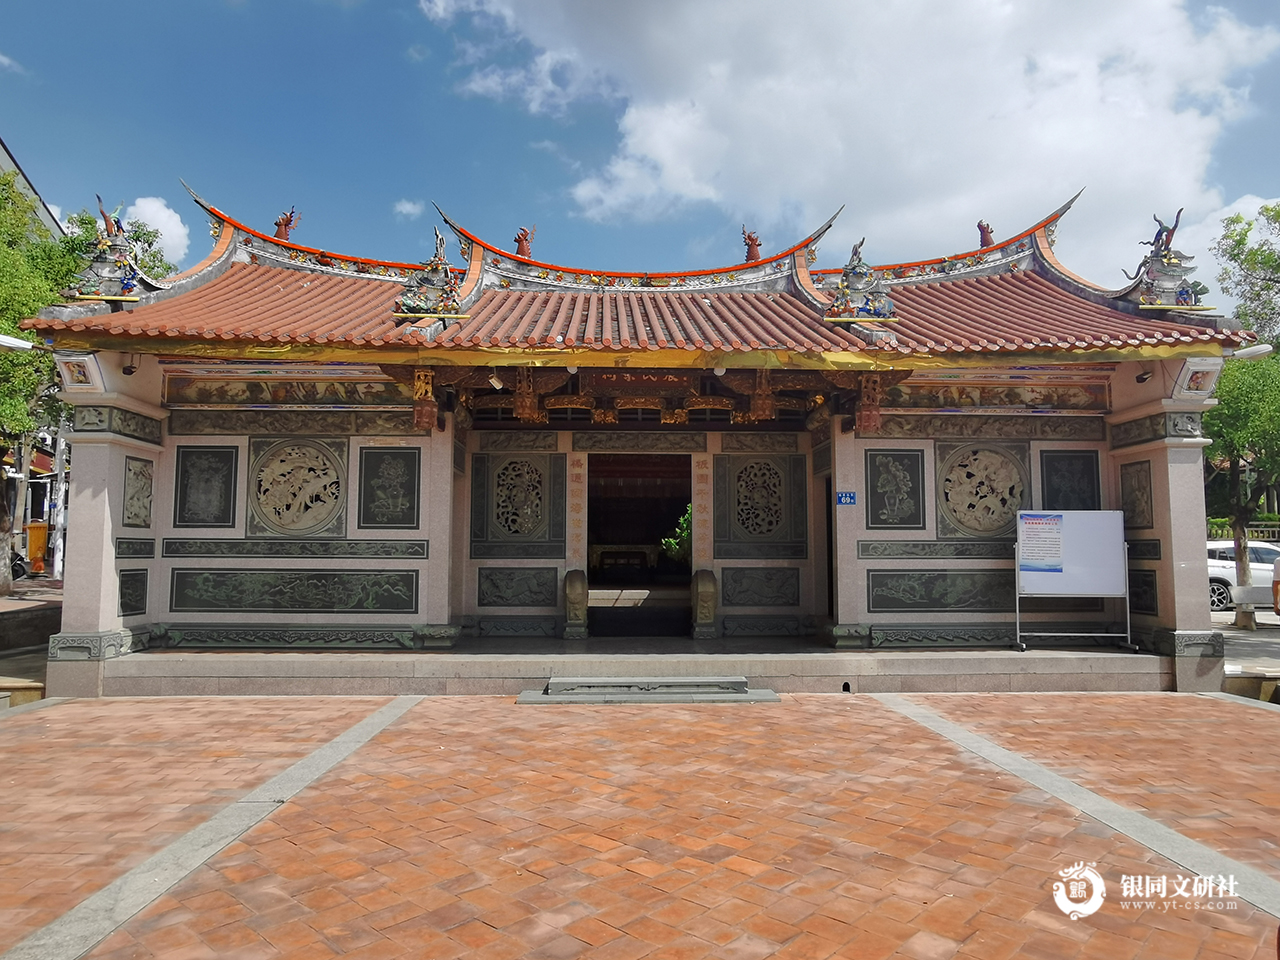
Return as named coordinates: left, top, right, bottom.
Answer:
left=394, top=199, right=426, bottom=219
left=125, top=197, right=190, bottom=264
left=420, top=0, right=1280, bottom=287
left=0, top=52, right=25, bottom=74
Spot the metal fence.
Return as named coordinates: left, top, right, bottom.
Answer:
left=1207, top=522, right=1280, bottom=542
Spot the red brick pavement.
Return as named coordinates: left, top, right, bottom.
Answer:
left=65, top=695, right=1279, bottom=960
left=0, top=696, right=391, bottom=953
left=922, top=693, right=1280, bottom=884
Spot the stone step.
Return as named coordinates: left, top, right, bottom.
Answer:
left=0, top=677, right=46, bottom=708
left=518, top=676, right=780, bottom=704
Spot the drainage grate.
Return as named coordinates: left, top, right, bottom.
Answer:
left=516, top=676, right=780, bottom=704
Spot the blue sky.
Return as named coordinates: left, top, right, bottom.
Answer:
left=2, top=0, right=1278, bottom=298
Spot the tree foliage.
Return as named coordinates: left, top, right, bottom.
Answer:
left=1203, top=355, right=1280, bottom=626
left=661, top=503, right=692, bottom=563
left=1214, top=202, right=1280, bottom=339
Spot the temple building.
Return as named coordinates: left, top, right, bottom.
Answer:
left=24, top=188, right=1242, bottom=696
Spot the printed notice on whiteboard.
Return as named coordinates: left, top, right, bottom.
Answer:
left=1019, top=513, right=1064, bottom=573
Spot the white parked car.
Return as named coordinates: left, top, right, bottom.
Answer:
left=1207, top=539, right=1280, bottom=610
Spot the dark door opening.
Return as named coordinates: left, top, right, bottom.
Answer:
left=587, top=453, right=692, bottom=636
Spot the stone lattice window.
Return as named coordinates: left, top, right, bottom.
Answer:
left=493, top=458, right=544, bottom=537
left=734, top=460, right=785, bottom=536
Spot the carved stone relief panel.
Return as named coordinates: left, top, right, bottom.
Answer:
left=478, top=431, right=558, bottom=451
left=875, top=414, right=1104, bottom=441
left=478, top=568, right=559, bottom=607
left=572, top=433, right=706, bottom=452
left=1120, top=460, right=1154, bottom=529
left=1129, top=569, right=1158, bottom=616
left=857, top=540, right=1014, bottom=559
left=247, top=439, right=347, bottom=538
left=173, top=446, right=238, bottom=528
left=170, top=568, right=418, bottom=613
left=935, top=443, right=1030, bottom=539
left=1040, top=450, right=1101, bottom=511
left=358, top=447, right=420, bottom=530
left=115, top=538, right=156, bottom=559
left=867, top=569, right=1014, bottom=613
left=471, top=453, right=566, bottom=558
left=864, top=449, right=925, bottom=530
left=721, top=567, right=800, bottom=606
left=118, top=569, right=148, bottom=617
left=720, top=434, right=798, bottom=452
left=713, top=455, right=807, bottom=559
left=122, top=457, right=154, bottom=528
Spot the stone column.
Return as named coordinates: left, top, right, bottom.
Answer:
left=417, top=419, right=459, bottom=647
left=827, top=419, right=866, bottom=647
left=1108, top=364, right=1221, bottom=691
left=47, top=398, right=165, bottom=697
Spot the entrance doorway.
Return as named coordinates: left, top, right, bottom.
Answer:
left=586, top=454, right=692, bottom=636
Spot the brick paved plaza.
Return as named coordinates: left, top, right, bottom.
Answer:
left=1, top=693, right=1277, bottom=959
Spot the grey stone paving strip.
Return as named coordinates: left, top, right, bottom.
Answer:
left=0, top=697, right=71, bottom=722
left=1201, top=690, right=1280, bottom=715
left=0, top=696, right=423, bottom=960
left=873, top=693, right=1280, bottom=920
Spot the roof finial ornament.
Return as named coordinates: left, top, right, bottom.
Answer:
left=434, top=226, right=447, bottom=262
left=825, top=237, right=895, bottom=322
left=1141, top=208, right=1183, bottom=259
left=273, top=207, right=300, bottom=241
left=977, top=220, right=995, bottom=248
left=514, top=225, right=536, bottom=258
left=742, top=227, right=761, bottom=263
left=96, top=195, right=124, bottom=237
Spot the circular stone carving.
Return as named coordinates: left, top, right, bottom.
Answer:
left=253, top=441, right=344, bottom=536
left=494, top=459, right=544, bottom=536
left=939, top=446, right=1026, bottom=536
left=735, top=459, right=785, bottom=536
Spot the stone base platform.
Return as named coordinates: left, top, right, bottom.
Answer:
left=56, top=647, right=1178, bottom=698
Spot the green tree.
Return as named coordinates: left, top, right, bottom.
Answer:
left=1214, top=202, right=1280, bottom=339
left=661, top=503, right=692, bottom=564
left=1203, top=356, right=1280, bottom=629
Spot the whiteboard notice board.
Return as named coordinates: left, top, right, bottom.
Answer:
left=1016, top=510, right=1127, bottom=597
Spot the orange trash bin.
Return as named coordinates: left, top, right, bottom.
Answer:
left=24, top=522, right=48, bottom=575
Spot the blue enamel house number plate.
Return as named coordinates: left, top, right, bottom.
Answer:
left=836, top=492, right=857, bottom=506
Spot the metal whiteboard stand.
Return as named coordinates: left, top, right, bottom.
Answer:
left=1015, top=540, right=1135, bottom=653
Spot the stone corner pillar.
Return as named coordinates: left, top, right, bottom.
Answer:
left=45, top=627, right=149, bottom=698
left=1151, top=629, right=1224, bottom=692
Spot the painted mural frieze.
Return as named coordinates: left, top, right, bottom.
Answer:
left=720, top=434, right=798, bottom=452
left=883, top=380, right=1108, bottom=411
left=857, top=540, right=1014, bottom=559
left=478, top=431, right=558, bottom=451
left=1120, top=460, right=1154, bottom=529
left=721, top=567, right=800, bottom=606
left=165, top=377, right=412, bottom=408
left=248, top=439, right=347, bottom=538
left=169, top=568, right=418, bottom=613
left=167, top=409, right=419, bottom=436
left=864, top=450, right=925, bottom=530
left=873, top=414, right=1104, bottom=441
left=477, top=568, right=559, bottom=607
left=572, top=432, right=707, bottom=452
left=173, top=446, right=238, bottom=528
left=1040, top=450, right=1101, bottom=511
left=162, top=539, right=427, bottom=558
left=122, top=457, right=154, bottom=528
left=867, top=570, right=1015, bottom=613
left=936, top=444, right=1029, bottom=539
left=734, top=460, right=785, bottom=537
left=494, top=459, right=545, bottom=537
